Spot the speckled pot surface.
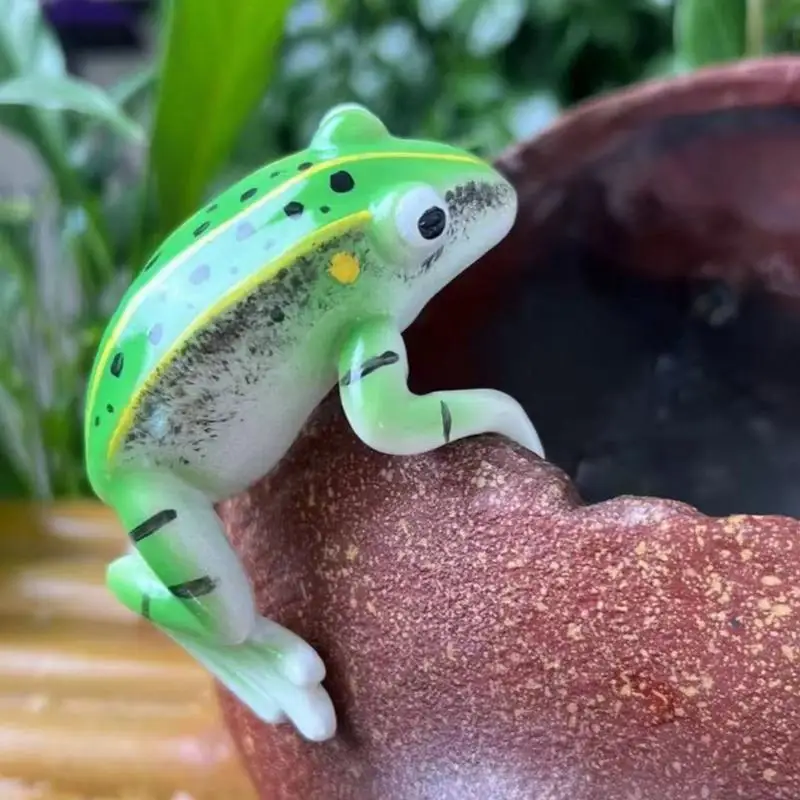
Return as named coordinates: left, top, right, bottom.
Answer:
left=219, top=403, right=799, bottom=800
left=217, top=58, right=800, bottom=800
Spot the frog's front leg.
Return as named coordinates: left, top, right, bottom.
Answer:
left=337, top=316, right=544, bottom=457
left=104, top=471, right=336, bottom=741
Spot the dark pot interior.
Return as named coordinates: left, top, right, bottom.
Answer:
left=408, top=64, right=800, bottom=520
left=476, top=244, right=800, bottom=518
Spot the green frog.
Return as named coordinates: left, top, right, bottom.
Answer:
left=84, top=103, right=544, bottom=742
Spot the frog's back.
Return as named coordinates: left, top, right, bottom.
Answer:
left=84, top=105, right=483, bottom=496
left=84, top=147, right=320, bottom=483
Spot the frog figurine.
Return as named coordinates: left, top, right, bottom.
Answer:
left=84, top=103, right=544, bottom=743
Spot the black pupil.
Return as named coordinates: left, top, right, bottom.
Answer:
left=417, top=206, right=446, bottom=240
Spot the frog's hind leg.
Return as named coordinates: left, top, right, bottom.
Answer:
left=337, top=316, right=545, bottom=457
left=104, top=471, right=336, bottom=741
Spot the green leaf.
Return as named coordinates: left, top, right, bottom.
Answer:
left=0, top=195, right=33, bottom=225
left=0, top=228, right=49, bottom=498
left=0, top=447, right=27, bottom=498
left=466, top=0, right=527, bottom=56
left=0, top=75, right=145, bottom=143
left=0, top=0, right=67, bottom=163
left=147, top=0, right=294, bottom=236
left=0, top=0, right=64, bottom=75
left=108, top=63, right=157, bottom=110
left=528, top=0, right=569, bottom=24
left=67, top=64, right=156, bottom=185
left=417, top=0, right=464, bottom=31
left=765, top=0, right=800, bottom=34
left=642, top=52, right=694, bottom=80
left=674, top=0, right=747, bottom=68
left=0, top=0, right=114, bottom=291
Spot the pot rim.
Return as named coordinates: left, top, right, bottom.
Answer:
left=498, top=55, right=800, bottom=182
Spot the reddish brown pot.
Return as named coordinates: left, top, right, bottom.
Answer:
left=217, top=58, right=800, bottom=800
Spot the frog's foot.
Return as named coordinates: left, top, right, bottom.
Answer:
left=338, top=316, right=545, bottom=458
left=103, top=464, right=336, bottom=741
left=108, top=552, right=335, bottom=740
left=172, top=617, right=336, bottom=741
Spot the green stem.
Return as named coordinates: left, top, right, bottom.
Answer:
left=0, top=249, right=49, bottom=498
left=38, top=119, right=116, bottom=288
left=746, top=0, right=765, bottom=57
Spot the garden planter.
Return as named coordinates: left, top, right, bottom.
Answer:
left=217, top=58, right=800, bottom=800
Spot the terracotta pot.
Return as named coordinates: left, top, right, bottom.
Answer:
left=217, top=57, right=800, bottom=800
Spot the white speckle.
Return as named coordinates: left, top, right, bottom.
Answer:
left=409, top=759, right=583, bottom=799
left=145, top=405, right=171, bottom=439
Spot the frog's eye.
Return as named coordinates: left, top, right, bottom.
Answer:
left=394, top=187, right=449, bottom=249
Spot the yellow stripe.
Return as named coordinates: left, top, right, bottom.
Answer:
left=87, top=149, right=483, bottom=421
left=106, top=210, right=373, bottom=460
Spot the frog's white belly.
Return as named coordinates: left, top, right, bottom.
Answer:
left=122, top=268, right=399, bottom=499
left=124, top=311, right=345, bottom=502
left=198, top=356, right=336, bottom=499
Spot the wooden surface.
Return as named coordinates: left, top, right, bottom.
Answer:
left=0, top=502, right=256, bottom=800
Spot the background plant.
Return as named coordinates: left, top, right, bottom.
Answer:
left=0, top=0, right=791, bottom=498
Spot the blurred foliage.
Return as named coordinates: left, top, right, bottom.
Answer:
left=0, top=0, right=795, bottom=498
left=674, top=0, right=747, bottom=66
left=148, top=0, right=294, bottom=238
left=234, top=0, right=677, bottom=165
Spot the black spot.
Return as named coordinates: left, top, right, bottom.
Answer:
left=168, top=575, right=218, bottom=599
left=440, top=400, right=452, bottom=444
left=298, top=161, right=313, bottom=171
left=270, top=306, right=286, bottom=323
left=189, top=263, right=210, bottom=285
left=283, top=201, right=304, bottom=217
left=93, top=416, right=100, bottom=427
left=143, top=251, right=160, bottom=272
left=141, top=594, right=151, bottom=620
left=240, top=187, right=257, bottom=202
left=320, top=205, right=330, bottom=214
left=148, top=323, right=164, bottom=345
left=179, top=456, right=190, bottom=466
left=110, top=352, right=124, bottom=377
left=330, top=170, right=355, bottom=193
left=106, top=403, right=114, bottom=414
left=206, top=202, right=218, bottom=212
left=339, top=350, right=400, bottom=386
left=193, top=221, right=210, bottom=238
left=418, top=206, right=447, bottom=240
left=421, top=246, right=445, bottom=272
left=270, top=171, right=281, bottom=178
left=128, top=508, right=177, bottom=543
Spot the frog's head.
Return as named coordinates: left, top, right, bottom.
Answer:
left=311, top=104, right=518, bottom=329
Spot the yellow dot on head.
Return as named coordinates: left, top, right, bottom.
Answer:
left=328, top=251, right=360, bottom=284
